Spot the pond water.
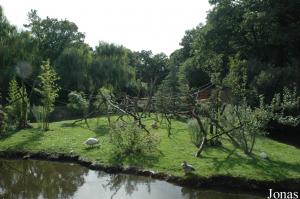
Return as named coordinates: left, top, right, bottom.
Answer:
left=0, top=159, right=264, bottom=199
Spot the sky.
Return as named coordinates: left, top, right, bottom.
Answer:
left=1, top=0, right=211, bottom=55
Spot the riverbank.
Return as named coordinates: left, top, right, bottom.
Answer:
left=0, top=151, right=299, bottom=193
left=0, top=117, right=300, bottom=192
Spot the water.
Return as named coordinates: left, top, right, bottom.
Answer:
left=0, top=159, right=264, bottom=199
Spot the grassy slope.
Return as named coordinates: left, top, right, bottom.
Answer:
left=0, top=117, right=299, bottom=181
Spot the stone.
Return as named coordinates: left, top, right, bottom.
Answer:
left=259, top=152, right=268, bottom=159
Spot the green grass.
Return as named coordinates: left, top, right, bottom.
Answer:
left=0, top=117, right=299, bottom=181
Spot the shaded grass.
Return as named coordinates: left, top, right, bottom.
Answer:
left=0, top=116, right=299, bottom=181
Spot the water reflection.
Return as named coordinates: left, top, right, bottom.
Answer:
left=102, top=174, right=153, bottom=198
left=0, top=159, right=264, bottom=199
left=0, top=159, right=87, bottom=199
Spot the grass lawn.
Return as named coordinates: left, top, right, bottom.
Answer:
left=0, top=117, right=299, bottom=181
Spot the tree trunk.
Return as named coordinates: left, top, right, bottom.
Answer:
left=196, top=137, right=206, bottom=157
left=248, top=132, right=256, bottom=154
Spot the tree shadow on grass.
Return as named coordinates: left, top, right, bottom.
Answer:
left=243, top=154, right=300, bottom=179
left=0, top=128, right=21, bottom=140
left=204, top=146, right=300, bottom=180
left=108, top=151, right=162, bottom=168
left=158, top=124, right=188, bottom=142
left=60, top=121, right=110, bottom=137
left=83, top=145, right=101, bottom=151
left=93, top=124, right=110, bottom=137
left=60, top=122, right=76, bottom=128
left=60, top=121, right=90, bottom=129
left=5, top=128, right=45, bottom=151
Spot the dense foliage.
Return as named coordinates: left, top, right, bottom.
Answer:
left=110, top=121, right=159, bottom=155
left=6, top=79, right=29, bottom=129
left=176, top=0, right=300, bottom=102
left=0, top=1, right=299, bottom=155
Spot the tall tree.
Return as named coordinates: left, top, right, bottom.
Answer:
left=55, top=44, right=92, bottom=99
left=181, top=0, right=300, bottom=102
left=90, top=42, right=135, bottom=93
left=0, top=6, right=17, bottom=102
left=130, top=50, right=169, bottom=97
left=25, top=10, right=85, bottom=63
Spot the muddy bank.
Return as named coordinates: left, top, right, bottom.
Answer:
left=0, top=150, right=299, bottom=193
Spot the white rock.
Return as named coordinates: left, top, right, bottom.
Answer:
left=259, top=152, right=268, bottom=159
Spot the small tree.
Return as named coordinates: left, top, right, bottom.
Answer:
left=95, top=87, right=114, bottom=127
left=6, top=78, right=29, bottom=129
left=223, top=102, right=268, bottom=154
left=188, top=97, right=269, bottom=157
left=0, top=106, right=8, bottom=136
left=155, top=65, right=189, bottom=136
left=67, top=91, right=90, bottom=127
left=35, top=60, right=60, bottom=130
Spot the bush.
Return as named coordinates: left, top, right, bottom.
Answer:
left=0, top=107, right=8, bottom=136
left=270, top=87, right=300, bottom=127
left=6, top=79, right=29, bottom=129
left=67, top=91, right=89, bottom=114
left=110, top=121, right=159, bottom=155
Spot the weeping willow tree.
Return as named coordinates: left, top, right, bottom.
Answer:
left=90, top=42, right=135, bottom=93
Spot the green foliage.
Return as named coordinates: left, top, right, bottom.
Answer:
left=177, top=0, right=300, bottom=101
left=225, top=54, right=248, bottom=101
left=55, top=45, right=92, bottom=93
left=6, top=78, right=29, bottom=129
left=0, top=117, right=300, bottom=180
left=110, top=121, right=159, bottom=155
left=181, top=57, right=210, bottom=88
left=155, top=65, right=192, bottom=136
left=94, top=87, right=113, bottom=111
left=35, top=60, right=60, bottom=130
left=155, top=65, right=181, bottom=113
left=0, top=6, right=17, bottom=96
left=0, top=106, right=8, bottom=136
left=131, top=50, right=169, bottom=89
left=90, top=42, right=135, bottom=91
left=191, top=92, right=270, bottom=155
left=6, top=79, right=21, bottom=126
left=270, top=87, right=300, bottom=127
left=25, top=10, right=85, bottom=62
left=67, top=91, right=89, bottom=116
left=223, top=103, right=269, bottom=154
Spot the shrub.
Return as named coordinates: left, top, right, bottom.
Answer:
left=110, top=121, right=159, bottom=155
left=0, top=107, right=8, bottom=136
left=6, top=78, right=29, bottom=129
left=270, top=87, right=300, bottom=127
left=67, top=91, right=89, bottom=116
